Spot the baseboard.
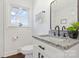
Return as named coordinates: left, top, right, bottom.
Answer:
left=4, top=50, right=20, bottom=57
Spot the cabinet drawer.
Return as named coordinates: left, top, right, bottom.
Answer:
left=44, top=44, right=64, bottom=58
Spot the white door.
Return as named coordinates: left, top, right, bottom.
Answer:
left=4, top=0, right=32, bottom=56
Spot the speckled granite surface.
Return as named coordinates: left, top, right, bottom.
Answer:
left=33, top=35, right=79, bottom=50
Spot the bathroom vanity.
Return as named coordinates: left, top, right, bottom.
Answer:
left=33, top=0, right=79, bottom=58
left=33, top=36, right=79, bottom=58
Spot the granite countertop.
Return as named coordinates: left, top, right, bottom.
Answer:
left=33, top=35, right=79, bottom=50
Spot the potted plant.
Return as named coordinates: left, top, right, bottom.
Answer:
left=72, top=22, right=79, bottom=29
left=67, top=22, right=79, bottom=39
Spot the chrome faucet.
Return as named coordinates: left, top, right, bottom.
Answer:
left=54, top=26, right=60, bottom=36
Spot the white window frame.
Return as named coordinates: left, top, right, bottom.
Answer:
left=8, top=4, right=30, bottom=28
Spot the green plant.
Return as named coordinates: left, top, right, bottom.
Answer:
left=67, top=22, right=79, bottom=31
left=67, top=26, right=76, bottom=31
left=72, top=22, right=79, bottom=29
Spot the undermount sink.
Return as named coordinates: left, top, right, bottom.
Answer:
left=39, top=35, right=79, bottom=48
left=40, top=35, right=76, bottom=43
left=39, top=35, right=68, bottom=43
left=39, top=34, right=67, bottom=40
left=39, top=35, right=50, bottom=37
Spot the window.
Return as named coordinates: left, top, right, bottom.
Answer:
left=11, top=7, right=29, bottom=27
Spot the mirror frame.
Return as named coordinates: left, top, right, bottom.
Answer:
left=50, top=0, right=79, bottom=31
left=50, top=0, right=56, bottom=30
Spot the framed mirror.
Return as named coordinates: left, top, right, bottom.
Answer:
left=50, top=0, right=78, bottom=30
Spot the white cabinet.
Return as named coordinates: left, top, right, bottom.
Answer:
left=33, top=38, right=45, bottom=58
left=33, top=38, right=64, bottom=58
left=64, top=44, right=79, bottom=58
left=44, top=43, right=64, bottom=58
left=33, top=38, right=79, bottom=58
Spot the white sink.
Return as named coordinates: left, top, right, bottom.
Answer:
left=39, top=35, right=79, bottom=49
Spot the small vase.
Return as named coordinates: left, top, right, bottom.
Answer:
left=68, top=30, right=78, bottom=39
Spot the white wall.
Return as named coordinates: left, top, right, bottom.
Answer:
left=33, top=0, right=54, bottom=35
left=33, top=0, right=78, bottom=35
left=0, top=0, right=4, bottom=57
left=4, top=0, right=33, bottom=56
left=51, top=0, right=78, bottom=30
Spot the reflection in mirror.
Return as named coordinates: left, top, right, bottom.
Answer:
left=51, top=0, right=78, bottom=30
left=11, top=7, right=29, bottom=27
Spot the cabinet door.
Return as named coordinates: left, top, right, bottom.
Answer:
left=33, top=39, right=45, bottom=58
left=34, top=46, right=46, bottom=58
left=42, top=42, right=64, bottom=58
left=33, top=45, right=40, bottom=58
left=33, top=38, right=40, bottom=58
left=33, top=39, right=64, bottom=58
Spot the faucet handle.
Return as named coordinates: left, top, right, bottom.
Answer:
left=54, top=32, right=56, bottom=36
left=63, top=32, right=68, bottom=37
left=63, top=33, right=66, bottom=37
left=58, top=33, right=60, bottom=36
